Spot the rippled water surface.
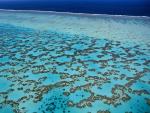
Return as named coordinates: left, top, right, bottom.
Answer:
left=0, top=10, right=150, bottom=113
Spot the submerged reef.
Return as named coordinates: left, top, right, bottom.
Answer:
left=0, top=24, right=150, bottom=113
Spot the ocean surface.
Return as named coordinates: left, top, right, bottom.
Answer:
left=0, top=10, right=150, bottom=113
left=0, top=0, right=150, bottom=16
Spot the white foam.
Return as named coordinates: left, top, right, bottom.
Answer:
left=0, top=9, right=150, bottom=19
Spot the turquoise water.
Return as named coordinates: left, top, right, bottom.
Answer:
left=0, top=10, right=150, bottom=113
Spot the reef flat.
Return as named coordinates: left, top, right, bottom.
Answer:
left=0, top=10, right=150, bottom=113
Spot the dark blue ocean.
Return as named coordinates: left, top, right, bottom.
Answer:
left=0, top=0, right=150, bottom=16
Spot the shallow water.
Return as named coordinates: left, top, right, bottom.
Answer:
left=0, top=10, right=150, bottom=113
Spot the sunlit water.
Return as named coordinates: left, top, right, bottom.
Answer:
left=0, top=10, right=150, bottom=113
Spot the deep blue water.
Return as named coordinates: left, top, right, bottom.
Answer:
left=0, top=0, right=150, bottom=16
